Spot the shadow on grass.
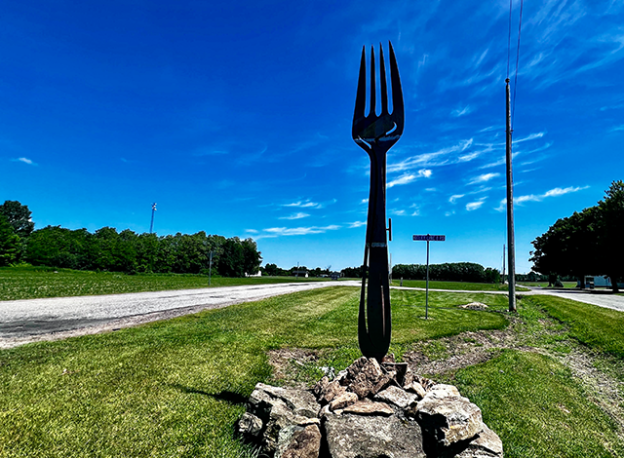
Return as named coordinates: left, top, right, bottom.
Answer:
left=169, top=384, right=249, bottom=405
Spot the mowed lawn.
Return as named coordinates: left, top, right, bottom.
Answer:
left=0, top=287, right=508, bottom=458
left=391, top=278, right=529, bottom=292
left=1, top=286, right=623, bottom=457
left=0, top=266, right=330, bottom=301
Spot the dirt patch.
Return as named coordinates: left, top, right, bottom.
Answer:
left=268, top=348, right=320, bottom=388
left=267, top=314, right=624, bottom=442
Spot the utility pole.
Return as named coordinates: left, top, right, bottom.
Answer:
left=505, top=78, right=517, bottom=312
left=149, top=203, right=157, bottom=234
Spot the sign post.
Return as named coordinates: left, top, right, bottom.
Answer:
left=413, top=234, right=446, bottom=319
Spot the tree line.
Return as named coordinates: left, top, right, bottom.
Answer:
left=0, top=200, right=262, bottom=277
left=391, top=262, right=501, bottom=283
left=530, top=181, right=624, bottom=292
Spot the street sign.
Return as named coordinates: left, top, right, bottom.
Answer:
left=412, top=234, right=446, bottom=319
left=413, top=234, right=446, bottom=241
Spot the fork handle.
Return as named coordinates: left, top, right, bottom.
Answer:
left=358, top=152, right=391, bottom=361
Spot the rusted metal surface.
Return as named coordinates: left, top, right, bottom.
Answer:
left=352, top=41, right=404, bottom=361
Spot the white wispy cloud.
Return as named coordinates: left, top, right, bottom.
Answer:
left=245, top=229, right=259, bottom=234
left=387, top=139, right=473, bottom=173
left=348, top=221, right=366, bottom=228
left=257, top=225, right=341, bottom=238
left=468, top=173, right=500, bottom=185
left=451, top=105, right=472, bottom=117
left=387, top=169, right=432, bottom=188
left=280, top=212, right=310, bottom=220
left=466, top=200, right=485, bottom=211
left=284, top=200, right=320, bottom=208
left=13, top=157, right=36, bottom=165
left=495, top=185, right=589, bottom=211
left=449, top=194, right=464, bottom=203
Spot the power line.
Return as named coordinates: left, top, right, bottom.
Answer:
left=507, top=0, right=513, bottom=78
left=512, top=0, right=524, bottom=131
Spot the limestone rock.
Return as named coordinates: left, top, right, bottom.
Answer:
left=374, top=385, right=417, bottom=409
left=236, top=412, right=263, bottom=439
left=342, top=399, right=394, bottom=417
left=252, top=383, right=319, bottom=418
left=323, top=411, right=426, bottom=458
left=416, top=392, right=484, bottom=448
left=313, top=376, right=330, bottom=398
left=277, top=424, right=322, bottom=458
left=455, top=425, right=504, bottom=458
left=263, top=400, right=320, bottom=455
left=329, top=392, right=358, bottom=411
left=405, top=381, right=427, bottom=400
left=319, top=380, right=347, bottom=405
left=427, top=383, right=461, bottom=399
left=346, top=357, right=388, bottom=398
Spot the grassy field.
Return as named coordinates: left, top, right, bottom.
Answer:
left=0, top=266, right=529, bottom=302
left=1, top=285, right=624, bottom=457
left=0, top=266, right=330, bottom=301
left=0, top=287, right=509, bottom=457
left=392, top=278, right=529, bottom=292
left=518, top=281, right=578, bottom=289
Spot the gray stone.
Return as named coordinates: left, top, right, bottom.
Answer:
left=342, top=399, right=394, bottom=417
left=323, top=411, right=426, bottom=458
left=455, top=425, right=504, bottom=458
left=329, top=392, right=358, bottom=411
left=405, top=381, right=427, bottom=400
left=374, top=385, right=417, bottom=409
left=313, top=375, right=330, bottom=399
left=237, top=412, right=263, bottom=439
left=427, top=383, right=461, bottom=399
left=276, top=424, right=322, bottom=458
left=416, top=393, right=484, bottom=448
left=253, top=383, right=319, bottom=418
left=319, top=380, right=347, bottom=405
left=346, top=357, right=388, bottom=398
left=263, top=400, right=320, bottom=455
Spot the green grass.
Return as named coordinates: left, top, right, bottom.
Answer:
left=0, top=287, right=508, bottom=458
left=392, top=278, right=529, bottom=291
left=0, top=266, right=329, bottom=301
left=452, top=350, right=624, bottom=458
left=525, top=294, right=624, bottom=358
left=518, top=281, right=578, bottom=289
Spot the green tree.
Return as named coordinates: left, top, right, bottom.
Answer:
left=241, top=238, right=262, bottom=275
left=218, top=237, right=245, bottom=277
left=0, top=214, right=21, bottom=266
left=530, top=207, right=598, bottom=288
left=596, top=180, right=624, bottom=292
left=0, top=200, right=34, bottom=238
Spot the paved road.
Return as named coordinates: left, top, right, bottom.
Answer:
left=522, top=287, right=624, bottom=312
left=2, top=281, right=622, bottom=349
left=0, top=281, right=359, bottom=349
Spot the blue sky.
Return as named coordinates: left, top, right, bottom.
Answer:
left=1, top=0, right=623, bottom=273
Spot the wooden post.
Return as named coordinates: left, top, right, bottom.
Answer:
left=505, top=78, right=517, bottom=312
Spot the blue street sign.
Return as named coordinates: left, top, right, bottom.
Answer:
left=413, top=235, right=446, bottom=241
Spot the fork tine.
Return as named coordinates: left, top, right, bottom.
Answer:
left=379, top=43, right=388, bottom=115
left=353, top=46, right=367, bottom=123
left=369, top=46, right=376, bottom=116
left=388, top=41, right=404, bottom=118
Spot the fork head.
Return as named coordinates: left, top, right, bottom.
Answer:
left=352, top=41, right=404, bottom=155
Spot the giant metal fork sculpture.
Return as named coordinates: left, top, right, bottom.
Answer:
left=352, top=41, right=404, bottom=361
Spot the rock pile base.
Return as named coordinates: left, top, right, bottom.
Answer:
left=238, top=355, right=503, bottom=458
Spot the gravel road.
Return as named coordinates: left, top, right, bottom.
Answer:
left=0, top=281, right=359, bottom=349
left=2, top=281, right=622, bottom=349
